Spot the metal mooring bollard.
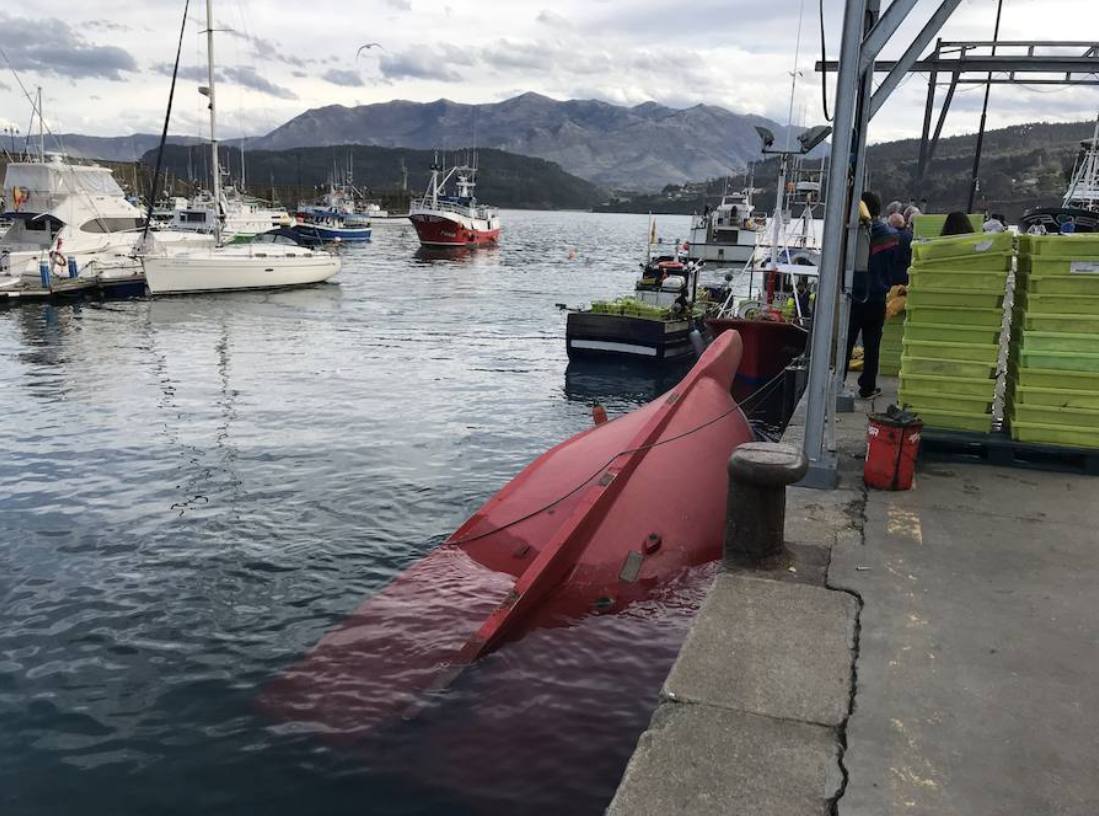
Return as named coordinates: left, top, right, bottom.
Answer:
left=724, top=442, right=809, bottom=568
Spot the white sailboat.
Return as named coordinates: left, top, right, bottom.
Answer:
left=142, top=0, right=338, bottom=295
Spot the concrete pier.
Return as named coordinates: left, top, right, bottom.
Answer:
left=609, top=377, right=1099, bottom=815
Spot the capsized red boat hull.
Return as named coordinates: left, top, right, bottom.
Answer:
left=262, top=331, right=752, bottom=734
left=410, top=212, right=500, bottom=247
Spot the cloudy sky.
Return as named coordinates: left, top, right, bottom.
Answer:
left=0, top=0, right=1094, bottom=146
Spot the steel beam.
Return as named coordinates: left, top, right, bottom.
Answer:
left=860, top=0, right=919, bottom=70
left=869, top=0, right=966, bottom=119
left=800, top=0, right=868, bottom=488
left=819, top=54, right=1099, bottom=75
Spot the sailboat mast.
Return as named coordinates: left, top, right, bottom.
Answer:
left=205, top=0, right=222, bottom=243
left=36, top=87, right=44, bottom=161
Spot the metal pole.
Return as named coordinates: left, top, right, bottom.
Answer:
left=801, top=0, right=868, bottom=488
left=916, top=39, right=942, bottom=184
left=832, top=0, right=880, bottom=409
left=205, top=0, right=222, bottom=245
left=966, top=0, right=1005, bottom=213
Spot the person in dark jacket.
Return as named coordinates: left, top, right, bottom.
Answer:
left=845, top=190, right=905, bottom=398
left=941, top=211, right=975, bottom=236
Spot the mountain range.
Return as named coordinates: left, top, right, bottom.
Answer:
left=52, top=93, right=807, bottom=190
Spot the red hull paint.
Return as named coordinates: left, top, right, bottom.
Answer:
left=262, top=331, right=753, bottom=733
left=707, top=318, right=806, bottom=388
left=410, top=212, right=500, bottom=247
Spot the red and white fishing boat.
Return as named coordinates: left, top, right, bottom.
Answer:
left=408, top=158, right=501, bottom=248
left=262, top=331, right=753, bottom=734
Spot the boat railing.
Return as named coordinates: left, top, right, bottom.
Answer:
left=410, top=197, right=475, bottom=218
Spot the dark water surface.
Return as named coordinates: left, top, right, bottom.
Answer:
left=0, top=210, right=725, bottom=815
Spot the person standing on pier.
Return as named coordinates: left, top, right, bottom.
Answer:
left=845, top=191, right=905, bottom=399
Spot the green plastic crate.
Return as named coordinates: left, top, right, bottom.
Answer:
left=1023, top=234, right=1099, bottom=258
left=904, top=321, right=1003, bottom=345
left=1009, top=402, right=1099, bottom=427
left=1019, top=255, right=1099, bottom=276
left=907, top=268, right=1009, bottom=292
left=1016, top=272, right=1099, bottom=296
left=1015, top=291, right=1099, bottom=315
left=1017, top=347, right=1099, bottom=373
left=909, top=252, right=1013, bottom=273
left=902, top=339, right=1000, bottom=363
left=906, top=287, right=1005, bottom=309
left=911, top=213, right=986, bottom=239
left=1009, top=420, right=1099, bottom=449
left=900, top=387, right=993, bottom=413
left=900, top=373, right=999, bottom=397
left=912, top=230, right=1013, bottom=262
left=1012, top=384, right=1099, bottom=410
left=1008, top=363, right=1099, bottom=392
left=906, top=304, right=1005, bottom=327
left=901, top=355, right=998, bottom=379
left=1014, top=311, right=1099, bottom=334
left=1018, top=331, right=1099, bottom=354
left=911, top=408, right=995, bottom=433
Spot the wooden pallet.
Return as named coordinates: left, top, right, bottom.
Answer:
left=919, top=428, right=1099, bottom=476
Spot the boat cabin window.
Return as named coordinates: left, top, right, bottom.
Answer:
left=79, top=217, right=146, bottom=233
left=179, top=211, right=209, bottom=224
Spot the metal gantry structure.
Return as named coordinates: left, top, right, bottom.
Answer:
left=801, top=2, right=1099, bottom=488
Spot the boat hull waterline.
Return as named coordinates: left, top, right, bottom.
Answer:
left=142, top=252, right=340, bottom=295
left=262, top=330, right=753, bottom=734
left=410, top=212, right=500, bottom=247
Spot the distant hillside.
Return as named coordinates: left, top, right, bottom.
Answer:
left=49, top=133, right=204, bottom=162
left=141, top=143, right=606, bottom=210
left=596, top=119, right=1097, bottom=222
left=248, top=92, right=809, bottom=190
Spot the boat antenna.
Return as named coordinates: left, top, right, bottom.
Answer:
left=143, top=0, right=192, bottom=247
left=784, top=0, right=808, bottom=154
left=966, top=0, right=1004, bottom=213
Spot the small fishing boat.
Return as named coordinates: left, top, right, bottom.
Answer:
left=409, top=157, right=500, bottom=248
left=566, top=230, right=704, bottom=362
left=262, top=330, right=753, bottom=733
left=687, top=188, right=763, bottom=267
left=292, top=207, right=372, bottom=245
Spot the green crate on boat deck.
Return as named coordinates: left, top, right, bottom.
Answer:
left=1023, top=233, right=1099, bottom=258
left=1016, top=272, right=1099, bottom=296
left=905, top=304, right=1005, bottom=327
left=1013, top=384, right=1099, bottom=411
left=911, top=407, right=995, bottom=433
left=908, top=252, right=1014, bottom=273
left=1015, top=291, right=1099, bottom=315
left=1016, top=347, right=1099, bottom=373
left=1017, top=330, right=1099, bottom=354
left=1013, top=311, right=1099, bottom=335
left=902, top=339, right=999, bottom=363
left=1009, top=420, right=1099, bottom=449
left=903, top=321, right=1003, bottom=346
left=1008, top=363, right=1099, bottom=392
left=911, top=231, right=1014, bottom=263
left=900, top=373, right=999, bottom=397
left=1019, top=255, right=1099, bottom=276
left=901, top=355, right=997, bottom=379
left=906, top=287, right=1005, bottom=309
left=907, top=268, right=1009, bottom=292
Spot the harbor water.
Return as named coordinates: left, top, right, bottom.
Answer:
left=1, top=210, right=754, bottom=815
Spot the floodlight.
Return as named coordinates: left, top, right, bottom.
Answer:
left=754, top=126, right=775, bottom=151
left=797, top=125, right=832, bottom=154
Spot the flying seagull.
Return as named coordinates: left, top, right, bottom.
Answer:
left=356, top=43, right=384, bottom=57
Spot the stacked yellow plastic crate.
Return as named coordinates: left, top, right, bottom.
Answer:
left=1007, top=234, right=1099, bottom=448
left=898, top=231, right=1014, bottom=431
